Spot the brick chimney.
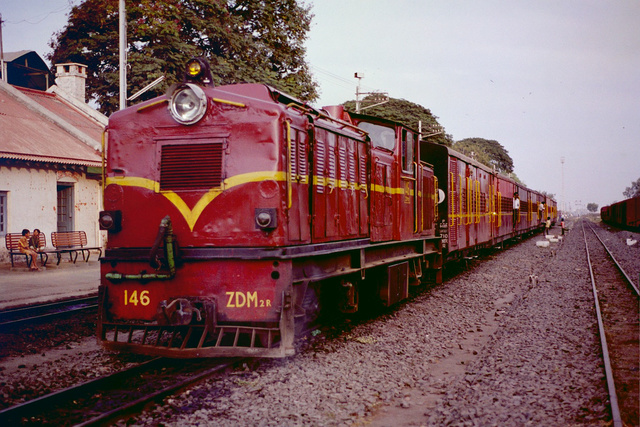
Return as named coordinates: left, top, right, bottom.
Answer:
left=55, top=63, right=87, bottom=102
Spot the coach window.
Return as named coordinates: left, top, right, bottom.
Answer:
left=401, top=129, right=415, bottom=173
left=358, top=122, right=395, bottom=151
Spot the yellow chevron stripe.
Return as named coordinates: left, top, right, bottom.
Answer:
left=106, top=171, right=286, bottom=231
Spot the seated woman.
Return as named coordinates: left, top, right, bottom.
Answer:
left=19, top=229, right=40, bottom=271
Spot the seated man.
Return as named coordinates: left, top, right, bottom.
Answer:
left=29, top=228, right=44, bottom=251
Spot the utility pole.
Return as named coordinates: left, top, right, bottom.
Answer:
left=119, top=0, right=127, bottom=110
left=354, top=73, right=362, bottom=112
left=354, top=72, right=388, bottom=113
left=0, top=13, right=5, bottom=82
left=560, top=156, right=565, bottom=214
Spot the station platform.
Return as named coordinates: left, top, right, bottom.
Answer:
left=0, top=260, right=99, bottom=310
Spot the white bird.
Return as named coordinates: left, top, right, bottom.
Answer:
left=627, top=237, right=637, bottom=246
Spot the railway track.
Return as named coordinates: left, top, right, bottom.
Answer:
left=0, top=356, right=238, bottom=426
left=582, top=221, right=639, bottom=427
left=0, top=296, right=98, bottom=330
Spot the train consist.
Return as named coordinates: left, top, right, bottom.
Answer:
left=601, top=197, right=640, bottom=230
left=98, top=58, right=557, bottom=358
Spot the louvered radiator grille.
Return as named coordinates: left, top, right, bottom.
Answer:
left=160, top=143, right=223, bottom=191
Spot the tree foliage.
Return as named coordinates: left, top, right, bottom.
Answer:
left=623, top=177, right=640, bottom=198
left=540, top=191, right=555, bottom=200
left=342, top=96, right=452, bottom=146
left=587, top=203, right=599, bottom=212
left=452, top=137, right=514, bottom=174
left=48, top=0, right=317, bottom=115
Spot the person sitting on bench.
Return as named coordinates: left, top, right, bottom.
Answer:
left=19, top=229, right=40, bottom=271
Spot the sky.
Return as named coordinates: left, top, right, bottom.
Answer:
left=2, top=0, right=639, bottom=212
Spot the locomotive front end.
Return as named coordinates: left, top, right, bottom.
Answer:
left=98, top=59, right=299, bottom=357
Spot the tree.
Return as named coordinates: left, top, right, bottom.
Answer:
left=48, top=0, right=317, bottom=115
left=587, top=203, right=598, bottom=213
left=540, top=191, right=556, bottom=200
left=342, top=96, right=452, bottom=146
left=452, top=137, right=514, bottom=174
left=623, top=177, right=640, bottom=198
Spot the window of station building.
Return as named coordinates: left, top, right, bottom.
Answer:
left=358, top=122, right=395, bottom=151
left=0, top=191, right=6, bottom=236
left=401, top=129, right=416, bottom=173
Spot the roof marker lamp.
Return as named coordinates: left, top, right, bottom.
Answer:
left=184, top=57, right=214, bottom=86
left=168, top=83, right=207, bottom=125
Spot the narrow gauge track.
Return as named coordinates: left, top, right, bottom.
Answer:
left=0, top=356, right=238, bottom=426
left=0, top=296, right=98, bottom=330
left=582, top=221, right=639, bottom=427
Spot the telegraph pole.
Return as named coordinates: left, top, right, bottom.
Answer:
left=560, top=156, right=565, bottom=214
left=354, top=72, right=388, bottom=113
left=354, top=73, right=362, bottom=112
left=0, top=13, right=5, bottom=82
left=119, top=0, right=127, bottom=110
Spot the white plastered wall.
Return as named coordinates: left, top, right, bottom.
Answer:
left=0, top=165, right=103, bottom=262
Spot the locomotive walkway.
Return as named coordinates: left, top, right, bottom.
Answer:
left=0, top=260, right=99, bottom=310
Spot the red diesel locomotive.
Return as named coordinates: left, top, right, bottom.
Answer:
left=98, top=59, right=555, bottom=358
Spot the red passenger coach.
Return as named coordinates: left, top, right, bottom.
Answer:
left=422, top=141, right=552, bottom=258
left=98, top=59, right=443, bottom=358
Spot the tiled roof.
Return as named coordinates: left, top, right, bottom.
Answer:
left=0, top=82, right=103, bottom=167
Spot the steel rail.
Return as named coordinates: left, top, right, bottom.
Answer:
left=0, top=357, right=237, bottom=426
left=587, top=223, right=640, bottom=297
left=0, top=296, right=98, bottom=329
left=77, top=359, right=235, bottom=426
left=0, top=358, right=164, bottom=424
left=581, top=221, right=623, bottom=427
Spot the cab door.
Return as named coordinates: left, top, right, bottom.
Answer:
left=371, top=149, right=394, bottom=242
left=398, top=129, right=417, bottom=241
left=417, top=162, right=436, bottom=236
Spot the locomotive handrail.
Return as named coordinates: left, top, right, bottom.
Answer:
left=414, top=162, right=419, bottom=233
left=212, top=97, right=246, bottom=108
left=490, top=184, right=495, bottom=224
left=102, top=129, right=106, bottom=206
left=450, top=172, right=455, bottom=228
left=433, top=175, right=439, bottom=224
left=286, top=120, right=293, bottom=209
left=459, top=174, right=464, bottom=226
left=466, top=177, right=472, bottom=225
left=497, top=191, right=502, bottom=227
left=136, top=98, right=169, bottom=113
left=475, top=180, right=481, bottom=224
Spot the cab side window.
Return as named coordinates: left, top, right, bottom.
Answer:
left=358, top=122, right=395, bottom=151
left=401, top=129, right=415, bottom=173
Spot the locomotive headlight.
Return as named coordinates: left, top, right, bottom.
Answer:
left=168, top=83, right=207, bottom=125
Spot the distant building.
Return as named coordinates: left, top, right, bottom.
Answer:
left=0, top=50, right=55, bottom=91
left=0, top=51, right=106, bottom=263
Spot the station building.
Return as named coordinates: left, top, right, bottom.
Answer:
left=0, top=51, right=106, bottom=263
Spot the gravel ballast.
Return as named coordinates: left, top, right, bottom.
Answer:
left=128, top=219, right=625, bottom=426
